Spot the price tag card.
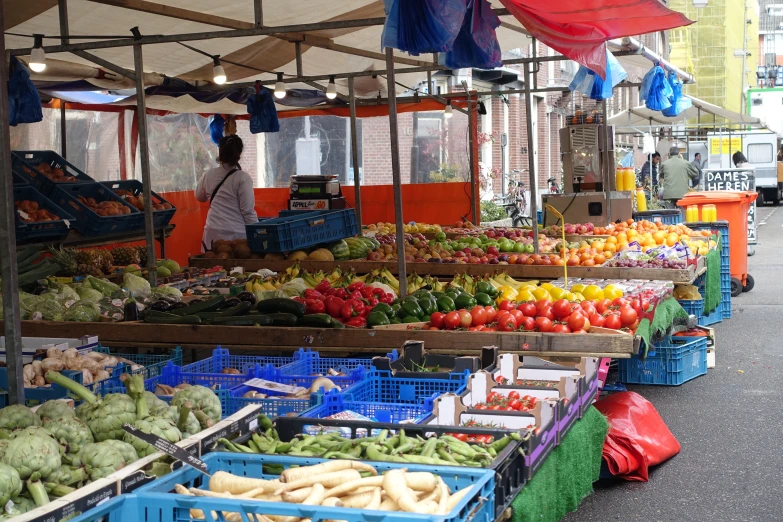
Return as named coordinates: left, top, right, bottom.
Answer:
left=243, top=378, right=305, bottom=395
left=123, top=424, right=209, bottom=475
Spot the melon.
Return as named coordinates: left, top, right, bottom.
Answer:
left=328, top=240, right=351, bottom=261
left=157, top=266, right=171, bottom=277
left=288, top=250, right=309, bottom=261
left=308, top=248, right=335, bottom=261
left=159, top=259, right=181, bottom=274
left=263, top=252, right=286, bottom=261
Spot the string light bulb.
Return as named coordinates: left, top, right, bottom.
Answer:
left=274, top=72, right=287, bottom=99
left=444, top=102, right=453, bottom=119
left=29, top=34, right=46, bottom=73
left=212, top=56, right=226, bottom=85
left=326, top=76, right=337, bottom=99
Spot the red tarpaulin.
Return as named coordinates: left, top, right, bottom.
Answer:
left=499, top=0, right=693, bottom=78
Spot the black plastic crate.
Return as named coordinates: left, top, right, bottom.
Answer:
left=269, top=416, right=526, bottom=521
left=50, top=182, right=142, bottom=236
left=12, top=150, right=94, bottom=196
left=100, top=180, right=176, bottom=229
left=13, top=185, right=76, bottom=243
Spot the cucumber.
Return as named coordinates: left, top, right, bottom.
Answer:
left=16, top=245, right=43, bottom=268
left=144, top=314, right=202, bottom=325
left=330, top=318, right=345, bottom=329
left=171, top=296, right=225, bottom=316
left=265, top=313, right=299, bottom=327
left=194, top=312, right=224, bottom=321
left=217, top=301, right=253, bottom=317
left=256, top=298, right=306, bottom=317
left=18, top=262, right=59, bottom=287
left=296, top=314, right=335, bottom=328
left=210, top=315, right=273, bottom=326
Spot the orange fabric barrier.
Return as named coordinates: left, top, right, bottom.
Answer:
left=156, top=182, right=473, bottom=265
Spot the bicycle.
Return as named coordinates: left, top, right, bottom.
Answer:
left=495, top=171, right=533, bottom=227
left=547, top=177, right=561, bottom=194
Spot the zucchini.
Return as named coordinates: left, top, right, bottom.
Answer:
left=265, top=313, right=299, bottom=327
left=256, top=298, right=306, bottom=317
left=18, top=262, right=59, bottom=287
left=210, top=315, right=273, bottom=326
left=16, top=245, right=42, bottom=268
left=194, top=311, right=224, bottom=321
left=144, top=314, right=202, bottom=325
left=171, top=296, right=225, bottom=316
left=217, top=301, right=253, bottom=317
left=330, top=318, right=345, bottom=329
left=296, top=314, right=334, bottom=328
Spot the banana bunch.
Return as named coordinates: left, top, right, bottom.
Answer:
left=492, top=272, right=537, bottom=291
left=406, top=272, right=426, bottom=293
left=325, top=267, right=343, bottom=285
left=245, top=279, right=276, bottom=292
left=301, top=270, right=320, bottom=289
left=452, top=273, right=476, bottom=295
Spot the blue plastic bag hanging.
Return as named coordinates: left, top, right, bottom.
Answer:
left=640, top=65, right=672, bottom=111
left=209, top=114, right=225, bottom=145
left=381, top=0, right=467, bottom=55
left=8, top=57, right=43, bottom=126
left=247, top=85, right=279, bottom=134
left=662, top=71, right=692, bottom=117
left=569, top=50, right=626, bottom=101
left=444, top=0, right=501, bottom=69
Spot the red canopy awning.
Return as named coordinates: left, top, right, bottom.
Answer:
left=499, top=0, right=693, bottom=78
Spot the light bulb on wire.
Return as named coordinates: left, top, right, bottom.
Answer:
left=212, top=56, right=226, bottom=85
left=444, top=103, right=453, bottom=119
left=274, top=72, right=287, bottom=99
left=326, top=76, right=337, bottom=100
left=29, top=34, right=46, bottom=73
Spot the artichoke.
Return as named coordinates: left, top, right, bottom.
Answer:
left=9, top=426, right=53, bottom=440
left=144, top=391, right=170, bottom=416
left=0, top=441, right=9, bottom=461
left=123, top=375, right=181, bottom=457
left=0, top=405, right=41, bottom=430
left=76, top=442, right=129, bottom=481
left=100, top=440, right=138, bottom=466
left=36, top=401, right=75, bottom=422
left=43, top=416, right=94, bottom=456
left=45, top=371, right=136, bottom=441
left=3, top=435, right=61, bottom=507
left=46, top=466, right=86, bottom=487
left=171, top=385, right=221, bottom=428
left=5, top=496, right=34, bottom=516
left=0, top=464, right=22, bottom=507
left=165, top=403, right=200, bottom=438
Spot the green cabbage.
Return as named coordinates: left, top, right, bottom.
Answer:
left=151, top=285, right=182, bottom=302
left=275, top=278, right=308, bottom=299
left=77, top=287, right=104, bottom=302
left=123, top=273, right=151, bottom=298
left=28, top=300, right=64, bottom=321
left=85, top=276, right=120, bottom=296
left=64, top=302, right=100, bottom=322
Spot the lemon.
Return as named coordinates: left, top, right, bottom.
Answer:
left=582, top=284, right=604, bottom=301
left=603, top=284, right=624, bottom=300
left=573, top=292, right=586, bottom=302
left=570, top=283, right=586, bottom=294
left=532, top=287, right=551, bottom=301
left=540, top=282, right=555, bottom=291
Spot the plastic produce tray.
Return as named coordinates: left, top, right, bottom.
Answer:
left=101, top=179, right=176, bottom=229
left=224, top=384, right=321, bottom=417
left=11, top=150, right=94, bottom=196
left=50, top=182, right=142, bottom=236
left=633, top=208, right=683, bottom=224
left=247, top=209, right=358, bottom=253
left=121, top=453, right=495, bottom=522
left=341, top=369, right=470, bottom=405
left=13, top=185, right=76, bottom=243
left=618, top=337, right=708, bottom=386
left=299, top=389, right=433, bottom=423
left=182, top=347, right=294, bottom=374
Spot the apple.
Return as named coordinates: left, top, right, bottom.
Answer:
left=469, top=256, right=481, bottom=264
left=577, top=225, right=588, bottom=234
left=480, top=256, right=489, bottom=264
left=498, top=254, right=509, bottom=263
left=489, top=258, right=499, bottom=264
left=368, top=252, right=381, bottom=261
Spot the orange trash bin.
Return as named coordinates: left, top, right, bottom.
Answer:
left=677, top=191, right=757, bottom=295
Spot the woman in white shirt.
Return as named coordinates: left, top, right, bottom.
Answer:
left=195, top=135, right=258, bottom=251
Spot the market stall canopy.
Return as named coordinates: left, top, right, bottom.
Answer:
left=608, top=96, right=761, bottom=131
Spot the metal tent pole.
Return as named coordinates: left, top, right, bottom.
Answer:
left=348, top=78, right=362, bottom=227
left=253, top=0, right=263, bottom=28
left=59, top=0, right=69, bottom=159
left=602, top=99, right=612, bottom=221
left=0, top=0, right=24, bottom=404
left=385, top=47, right=407, bottom=296
left=523, top=62, right=539, bottom=253
left=464, top=85, right=478, bottom=223
left=133, top=38, right=157, bottom=285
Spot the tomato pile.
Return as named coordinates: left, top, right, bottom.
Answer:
left=447, top=433, right=495, bottom=444
left=473, top=391, right=538, bottom=412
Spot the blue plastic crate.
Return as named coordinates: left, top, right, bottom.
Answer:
left=101, top=180, right=176, bottom=229
left=11, top=150, right=94, bottom=197
left=678, top=298, right=703, bottom=318
left=88, top=346, right=184, bottom=395
left=225, top=385, right=321, bottom=417
left=300, top=389, right=433, bottom=423
left=722, top=290, right=732, bottom=319
left=678, top=298, right=722, bottom=327
left=123, top=453, right=495, bottom=522
left=278, top=347, right=398, bottom=379
left=341, top=369, right=469, bottom=405
left=181, top=347, right=294, bottom=374
left=247, top=209, right=358, bottom=253
left=633, top=209, right=682, bottom=224
left=0, top=368, right=86, bottom=407
left=618, top=337, right=708, bottom=386
left=13, top=185, right=76, bottom=243
left=50, top=182, right=142, bottom=236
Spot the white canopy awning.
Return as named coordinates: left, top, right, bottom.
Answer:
left=608, top=95, right=761, bottom=131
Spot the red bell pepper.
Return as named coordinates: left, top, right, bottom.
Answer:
left=305, top=299, right=326, bottom=315
left=350, top=290, right=363, bottom=301
left=348, top=282, right=366, bottom=292
left=324, top=296, right=345, bottom=318
left=366, top=297, right=379, bottom=308
left=332, top=288, right=349, bottom=300
left=292, top=297, right=306, bottom=304
left=360, top=287, right=375, bottom=299
left=315, top=280, right=331, bottom=294
left=303, top=289, right=324, bottom=300
left=345, top=316, right=367, bottom=328
left=341, top=299, right=365, bottom=321
left=371, top=287, right=385, bottom=298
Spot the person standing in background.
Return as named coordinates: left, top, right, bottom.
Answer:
left=660, top=146, right=699, bottom=208
left=639, top=152, right=661, bottom=187
left=690, top=153, right=706, bottom=188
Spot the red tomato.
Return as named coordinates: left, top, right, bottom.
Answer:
left=552, top=299, right=572, bottom=320
left=509, top=309, right=525, bottom=325
left=498, top=300, right=516, bottom=311
left=589, top=313, right=606, bottom=328
left=613, top=297, right=628, bottom=307
left=520, top=316, right=536, bottom=331
left=517, top=303, right=537, bottom=317
left=498, top=314, right=518, bottom=332
left=640, top=298, right=651, bottom=314
left=470, top=306, right=487, bottom=326
left=535, top=317, right=553, bottom=332
left=595, top=299, right=612, bottom=314
left=619, top=306, right=638, bottom=326
left=567, top=312, right=586, bottom=331
left=604, top=314, right=622, bottom=330
left=580, top=302, right=597, bottom=317
left=535, top=299, right=553, bottom=312
left=490, top=405, right=502, bottom=411
left=630, top=299, right=642, bottom=317
left=429, top=312, right=445, bottom=329
left=552, top=323, right=572, bottom=334
left=508, top=391, right=520, bottom=399
left=484, top=306, right=498, bottom=323
left=444, top=311, right=461, bottom=330
left=458, top=310, right=473, bottom=328
left=487, top=392, right=500, bottom=402
left=508, top=399, right=522, bottom=410
left=475, top=404, right=486, bottom=410
left=453, top=433, right=468, bottom=442
left=572, top=329, right=586, bottom=334
left=538, top=306, right=555, bottom=321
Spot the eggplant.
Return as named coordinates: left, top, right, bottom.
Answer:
left=149, top=300, right=171, bottom=312
left=124, top=301, right=139, bottom=321
left=168, top=302, right=190, bottom=311
left=236, top=291, right=257, bottom=305
left=221, top=297, right=242, bottom=309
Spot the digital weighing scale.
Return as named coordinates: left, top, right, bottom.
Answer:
left=288, top=175, right=347, bottom=211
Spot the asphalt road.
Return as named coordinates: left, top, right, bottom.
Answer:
left=562, top=206, right=783, bottom=522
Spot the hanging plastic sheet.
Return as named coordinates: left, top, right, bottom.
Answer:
left=8, top=57, right=43, bottom=126
left=640, top=65, right=673, bottom=112
left=444, top=0, right=501, bottom=69
left=593, top=391, right=680, bottom=482
left=569, top=50, right=627, bottom=101
left=209, top=114, right=225, bottom=145
left=247, top=88, right=280, bottom=134
left=642, top=133, right=656, bottom=155
left=381, top=0, right=467, bottom=55
left=662, top=71, right=693, bottom=117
